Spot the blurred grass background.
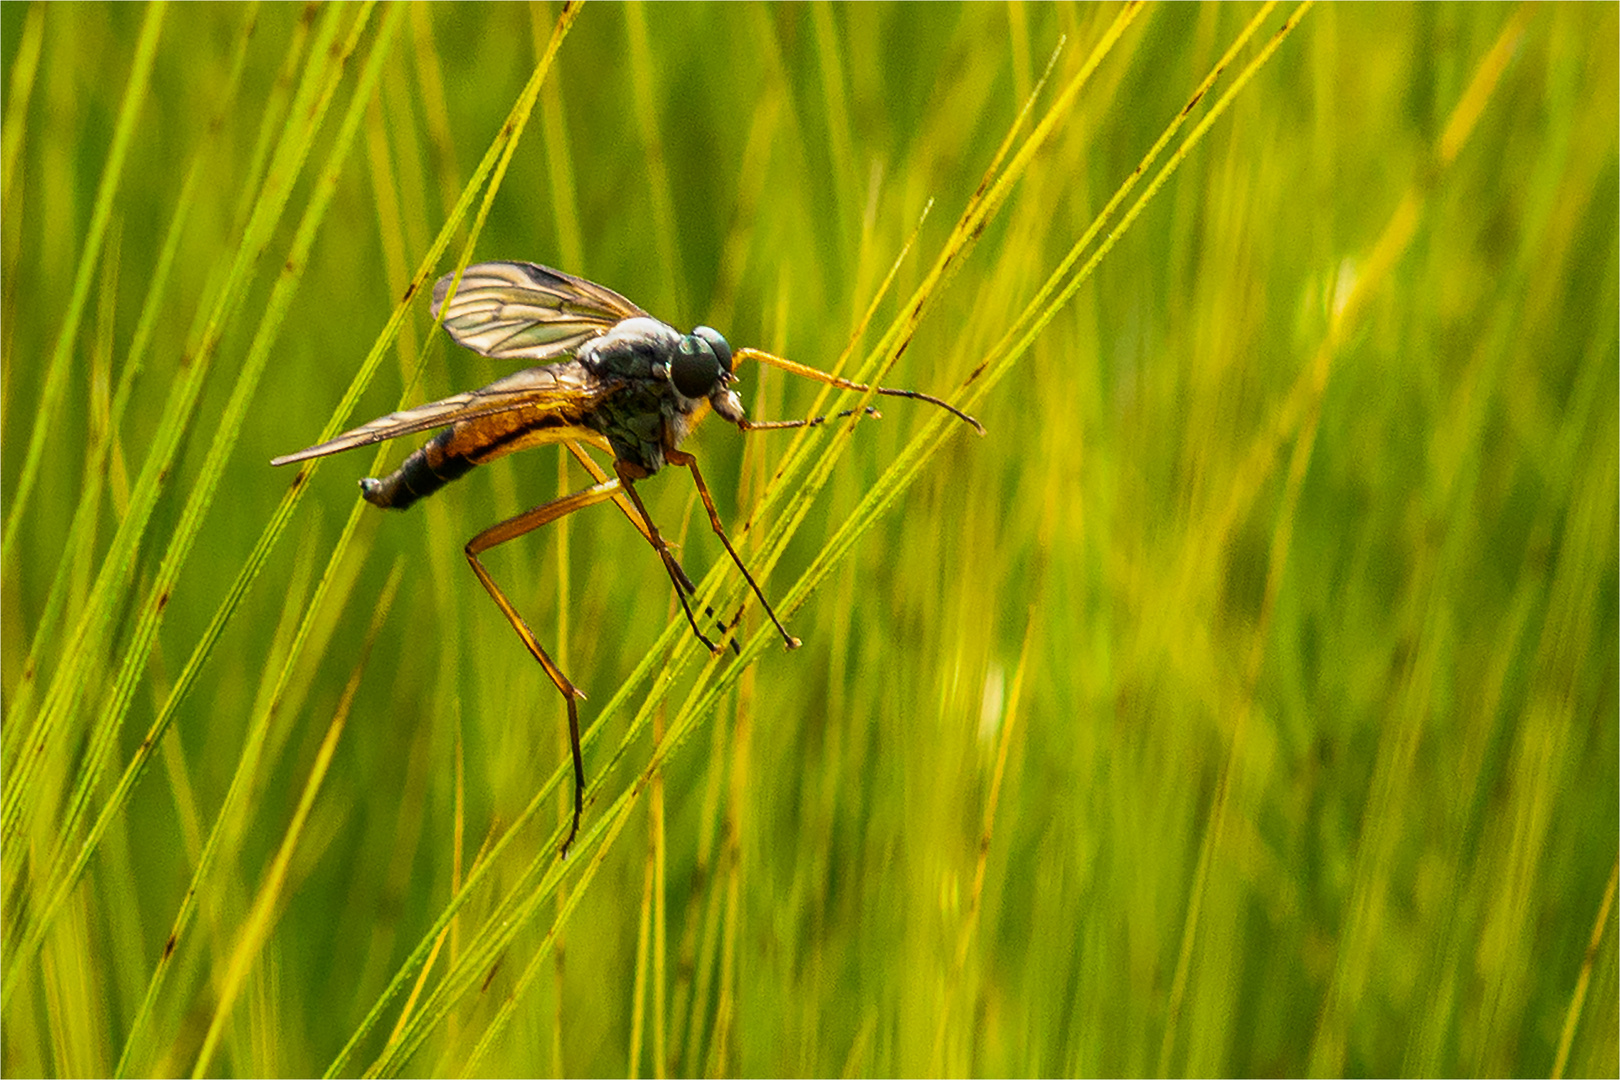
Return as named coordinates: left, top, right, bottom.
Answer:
left=2, top=2, right=1616, bottom=1076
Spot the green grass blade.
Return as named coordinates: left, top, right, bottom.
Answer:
left=0, top=2, right=44, bottom=211
left=189, top=559, right=405, bottom=1078
left=4, top=2, right=385, bottom=989
left=1, top=0, right=165, bottom=566
left=0, top=0, right=352, bottom=875
left=2, top=150, right=204, bottom=765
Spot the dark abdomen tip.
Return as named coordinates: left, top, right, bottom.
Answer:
left=360, top=477, right=392, bottom=508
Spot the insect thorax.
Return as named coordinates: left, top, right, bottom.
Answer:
left=579, top=318, right=708, bottom=473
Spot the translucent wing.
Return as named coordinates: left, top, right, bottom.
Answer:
left=432, top=261, right=650, bottom=362
left=271, top=361, right=618, bottom=466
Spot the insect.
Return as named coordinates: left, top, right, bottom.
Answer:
left=273, top=261, right=982, bottom=853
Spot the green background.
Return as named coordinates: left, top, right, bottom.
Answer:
left=2, top=2, right=1615, bottom=1076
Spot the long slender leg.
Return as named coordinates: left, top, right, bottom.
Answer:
left=465, top=479, right=624, bottom=855
left=567, top=442, right=738, bottom=654
left=565, top=441, right=704, bottom=600
left=660, top=448, right=802, bottom=650
left=737, top=406, right=882, bottom=432
left=611, top=460, right=729, bottom=655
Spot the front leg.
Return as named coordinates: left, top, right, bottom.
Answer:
left=613, top=459, right=728, bottom=655
left=663, top=448, right=800, bottom=650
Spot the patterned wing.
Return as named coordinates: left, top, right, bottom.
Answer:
left=270, top=361, right=615, bottom=466
left=431, top=261, right=650, bottom=362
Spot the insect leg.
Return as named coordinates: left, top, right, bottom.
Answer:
left=564, top=442, right=737, bottom=653
left=465, top=479, right=623, bottom=856
left=737, top=406, right=883, bottom=432
left=660, top=449, right=802, bottom=650
left=611, top=460, right=731, bottom=655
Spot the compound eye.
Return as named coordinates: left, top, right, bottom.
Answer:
left=671, top=335, right=723, bottom=399
left=692, top=326, right=733, bottom=375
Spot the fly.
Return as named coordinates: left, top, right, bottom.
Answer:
left=272, top=261, right=983, bottom=854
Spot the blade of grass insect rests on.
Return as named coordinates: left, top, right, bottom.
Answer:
left=190, top=560, right=406, bottom=1079
left=0, top=0, right=360, bottom=958
left=1, top=0, right=165, bottom=569
left=12, top=0, right=581, bottom=997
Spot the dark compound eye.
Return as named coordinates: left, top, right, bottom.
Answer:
left=671, top=327, right=730, bottom=399
left=692, top=326, right=732, bottom=375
